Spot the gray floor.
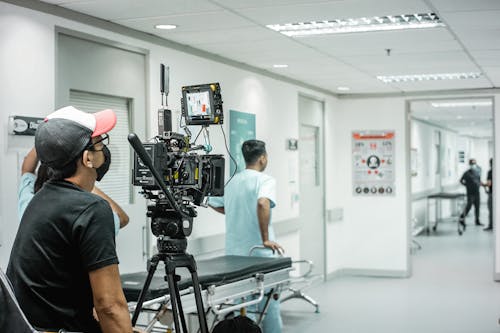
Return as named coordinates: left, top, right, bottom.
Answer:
left=281, top=208, right=500, bottom=332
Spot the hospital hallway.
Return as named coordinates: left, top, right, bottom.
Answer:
left=281, top=204, right=500, bottom=333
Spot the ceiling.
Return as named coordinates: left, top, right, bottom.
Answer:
left=411, top=98, right=493, bottom=138
left=37, top=0, right=500, bottom=95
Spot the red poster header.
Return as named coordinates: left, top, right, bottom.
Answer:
left=353, top=132, right=394, bottom=140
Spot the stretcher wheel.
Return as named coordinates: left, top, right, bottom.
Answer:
left=458, top=230, right=463, bottom=236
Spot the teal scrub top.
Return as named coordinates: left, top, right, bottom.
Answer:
left=209, top=169, right=276, bottom=257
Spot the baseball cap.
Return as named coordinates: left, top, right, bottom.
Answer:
left=35, top=106, right=117, bottom=168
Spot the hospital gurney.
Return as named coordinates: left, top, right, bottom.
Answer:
left=121, top=255, right=292, bottom=331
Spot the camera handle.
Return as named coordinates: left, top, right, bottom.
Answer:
left=128, top=133, right=189, bottom=218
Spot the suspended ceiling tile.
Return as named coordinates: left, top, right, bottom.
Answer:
left=343, top=52, right=478, bottom=75
left=210, top=0, right=347, bottom=10
left=471, top=51, right=500, bottom=67
left=440, top=10, right=500, bottom=30
left=297, top=28, right=462, bottom=57
left=115, top=11, right=253, bottom=34
left=61, top=0, right=220, bottom=21
left=451, top=29, right=500, bottom=51
left=237, top=0, right=431, bottom=26
left=430, top=0, right=500, bottom=12
left=481, top=67, right=500, bottom=86
left=158, top=26, right=280, bottom=46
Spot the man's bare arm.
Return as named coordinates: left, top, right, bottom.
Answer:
left=257, top=198, right=283, bottom=254
left=22, top=147, right=38, bottom=175
left=92, top=186, right=130, bottom=228
left=89, top=264, right=133, bottom=333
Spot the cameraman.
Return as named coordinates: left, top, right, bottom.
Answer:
left=209, top=139, right=284, bottom=333
left=7, top=106, right=134, bottom=333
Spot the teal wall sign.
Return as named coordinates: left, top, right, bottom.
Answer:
left=229, top=110, right=256, bottom=175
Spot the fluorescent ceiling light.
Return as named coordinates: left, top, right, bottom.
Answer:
left=337, top=86, right=350, bottom=91
left=266, top=13, right=444, bottom=37
left=431, top=100, right=492, bottom=108
left=155, top=24, right=177, bottom=30
left=377, top=72, right=482, bottom=83
left=273, top=64, right=288, bottom=68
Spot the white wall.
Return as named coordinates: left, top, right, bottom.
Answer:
left=325, top=97, right=409, bottom=275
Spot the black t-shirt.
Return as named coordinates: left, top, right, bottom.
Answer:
left=488, top=169, right=493, bottom=193
left=461, top=169, right=481, bottom=194
left=7, top=180, right=118, bottom=333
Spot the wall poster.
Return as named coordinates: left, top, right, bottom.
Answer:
left=229, top=110, right=256, bottom=175
left=352, top=130, right=395, bottom=196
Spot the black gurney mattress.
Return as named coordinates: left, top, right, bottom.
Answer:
left=121, top=255, right=292, bottom=302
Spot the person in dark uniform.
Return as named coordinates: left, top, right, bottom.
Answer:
left=459, top=158, right=483, bottom=228
left=483, top=158, right=493, bottom=231
left=7, top=106, right=137, bottom=333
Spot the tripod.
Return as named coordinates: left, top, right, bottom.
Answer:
left=131, top=239, right=209, bottom=333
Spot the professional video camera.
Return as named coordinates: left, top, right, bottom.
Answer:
left=128, top=66, right=224, bottom=332
left=130, top=82, right=225, bottom=251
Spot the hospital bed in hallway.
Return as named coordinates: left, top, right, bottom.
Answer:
left=121, top=255, right=293, bottom=332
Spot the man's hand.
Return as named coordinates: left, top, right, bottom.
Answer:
left=133, top=328, right=147, bottom=333
left=263, top=240, right=284, bottom=255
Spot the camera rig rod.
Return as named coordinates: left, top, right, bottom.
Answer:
left=128, top=133, right=186, bottom=217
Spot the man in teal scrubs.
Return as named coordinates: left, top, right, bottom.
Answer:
left=210, top=139, right=284, bottom=333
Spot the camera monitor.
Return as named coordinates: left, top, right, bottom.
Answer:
left=182, top=83, right=223, bottom=126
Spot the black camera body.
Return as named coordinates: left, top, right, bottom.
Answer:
left=131, top=83, right=225, bottom=246
left=132, top=137, right=225, bottom=205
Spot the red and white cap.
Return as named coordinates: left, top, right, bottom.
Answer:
left=36, top=106, right=117, bottom=168
left=46, top=106, right=117, bottom=138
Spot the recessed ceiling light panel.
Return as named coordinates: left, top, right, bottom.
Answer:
left=155, top=24, right=177, bottom=30
left=337, top=86, right=350, bottom=91
left=431, top=101, right=492, bottom=108
left=267, top=13, right=444, bottom=37
left=273, top=64, right=289, bottom=68
left=377, top=72, right=482, bottom=83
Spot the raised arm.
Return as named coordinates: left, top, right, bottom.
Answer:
left=21, top=147, right=38, bottom=175
left=92, top=186, right=129, bottom=228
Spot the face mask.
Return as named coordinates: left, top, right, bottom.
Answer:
left=96, top=145, right=111, bottom=182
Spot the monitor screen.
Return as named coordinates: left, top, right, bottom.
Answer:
left=182, top=83, right=223, bottom=126
left=186, top=91, right=211, bottom=117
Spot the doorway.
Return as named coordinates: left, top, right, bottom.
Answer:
left=298, top=94, right=325, bottom=276
left=408, top=97, right=494, bottom=276
left=56, top=31, right=148, bottom=273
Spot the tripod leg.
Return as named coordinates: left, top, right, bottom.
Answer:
left=166, top=271, right=183, bottom=333
left=132, top=256, right=160, bottom=326
left=190, top=270, right=209, bottom=333
left=173, top=275, right=188, bottom=333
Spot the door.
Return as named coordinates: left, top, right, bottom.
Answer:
left=298, top=95, right=325, bottom=276
left=57, top=32, right=148, bottom=273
